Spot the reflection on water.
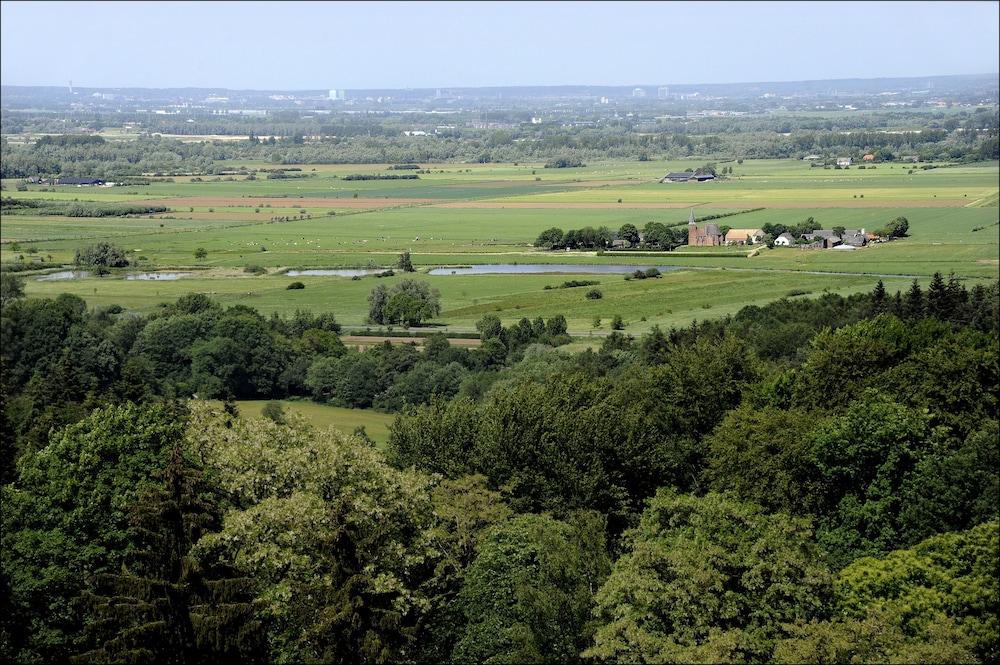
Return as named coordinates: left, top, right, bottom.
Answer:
left=125, top=272, right=194, bottom=281
left=36, top=271, right=194, bottom=281
left=427, top=264, right=684, bottom=275
left=36, top=271, right=92, bottom=281
left=286, top=269, right=380, bottom=277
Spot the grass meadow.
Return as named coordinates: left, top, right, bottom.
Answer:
left=5, top=157, right=997, bottom=335
left=234, top=399, right=396, bottom=446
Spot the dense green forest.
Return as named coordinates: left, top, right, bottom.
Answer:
left=1, top=274, right=998, bottom=663
left=2, top=106, right=997, bottom=177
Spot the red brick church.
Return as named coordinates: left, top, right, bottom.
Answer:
left=687, top=209, right=723, bottom=246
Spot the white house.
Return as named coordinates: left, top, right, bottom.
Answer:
left=836, top=157, right=852, bottom=167
left=773, top=232, right=795, bottom=246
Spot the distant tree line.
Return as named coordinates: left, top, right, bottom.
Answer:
left=2, top=105, right=996, bottom=178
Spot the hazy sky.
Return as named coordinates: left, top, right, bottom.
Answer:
left=2, top=1, right=997, bottom=89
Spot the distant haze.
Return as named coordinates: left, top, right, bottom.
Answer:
left=2, top=1, right=998, bottom=89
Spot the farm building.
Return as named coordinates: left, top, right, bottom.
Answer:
left=57, top=177, right=105, bottom=186
left=802, top=230, right=842, bottom=248
left=863, top=154, right=875, bottom=161
left=725, top=229, right=764, bottom=245
left=836, top=157, right=852, bottom=167
left=773, top=232, right=795, bottom=246
left=660, top=172, right=716, bottom=183
left=687, top=210, right=723, bottom=246
left=662, top=172, right=694, bottom=182
left=840, top=229, right=868, bottom=247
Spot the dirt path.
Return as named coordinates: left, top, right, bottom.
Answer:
left=137, top=196, right=436, bottom=209
left=431, top=200, right=970, bottom=209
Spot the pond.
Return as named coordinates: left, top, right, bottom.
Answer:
left=286, top=269, right=382, bottom=277
left=427, top=264, right=685, bottom=275
left=36, top=270, right=92, bottom=281
left=125, top=272, right=194, bottom=281
left=35, top=271, right=194, bottom=281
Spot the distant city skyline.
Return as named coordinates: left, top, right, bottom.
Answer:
left=2, top=1, right=998, bottom=89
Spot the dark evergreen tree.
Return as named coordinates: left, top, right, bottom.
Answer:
left=904, top=279, right=925, bottom=319
left=871, top=280, right=888, bottom=315
left=73, top=445, right=262, bottom=665
left=926, top=272, right=950, bottom=320
left=945, top=272, right=969, bottom=324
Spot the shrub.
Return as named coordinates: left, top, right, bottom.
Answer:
left=261, top=401, right=286, bottom=423
left=586, top=288, right=603, bottom=300
left=286, top=281, right=305, bottom=290
left=74, top=242, right=129, bottom=268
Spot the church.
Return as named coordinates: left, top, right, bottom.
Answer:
left=687, top=209, right=723, bottom=247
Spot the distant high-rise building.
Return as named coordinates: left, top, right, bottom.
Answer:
left=328, top=89, right=346, bottom=101
left=657, top=86, right=669, bottom=99
left=632, top=87, right=647, bottom=98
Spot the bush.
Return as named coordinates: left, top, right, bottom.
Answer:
left=544, top=279, right=599, bottom=290
left=611, top=315, right=625, bottom=330
left=286, top=281, right=305, bottom=290
left=544, top=157, right=585, bottom=169
left=586, top=288, right=603, bottom=300
left=194, top=247, right=207, bottom=259
left=74, top=242, right=129, bottom=268
left=261, top=401, right=286, bottom=423
left=244, top=265, right=267, bottom=275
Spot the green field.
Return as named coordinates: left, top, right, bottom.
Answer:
left=5, top=157, right=998, bottom=334
left=234, top=399, right=396, bottom=446
left=18, top=267, right=923, bottom=333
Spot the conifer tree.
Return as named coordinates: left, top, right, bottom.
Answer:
left=904, top=279, right=925, bottom=319
left=926, top=272, right=949, bottom=320
left=74, top=445, right=262, bottom=664
left=871, top=280, right=888, bottom=314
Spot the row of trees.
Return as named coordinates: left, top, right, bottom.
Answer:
left=535, top=221, right=690, bottom=251
left=3, top=107, right=995, bottom=177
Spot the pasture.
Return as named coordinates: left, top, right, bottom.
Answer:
left=5, top=157, right=997, bottom=334
left=234, top=399, right=396, bottom=446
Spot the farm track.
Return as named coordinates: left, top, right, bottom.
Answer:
left=433, top=199, right=973, bottom=209
left=134, top=196, right=436, bottom=208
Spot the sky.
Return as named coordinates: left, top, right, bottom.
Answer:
left=2, top=1, right=998, bottom=90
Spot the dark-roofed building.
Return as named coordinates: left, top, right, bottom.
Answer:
left=57, top=177, right=105, bottom=186
left=840, top=229, right=867, bottom=247
left=802, top=230, right=841, bottom=248
left=661, top=172, right=694, bottom=182
left=693, top=173, right=716, bottom=181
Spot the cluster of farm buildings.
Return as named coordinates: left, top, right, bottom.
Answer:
left=25, top=177, right=114, bottom=187
left=687, top=218, right=875, bottom=250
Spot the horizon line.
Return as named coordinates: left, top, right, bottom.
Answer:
left=3, top=72, right=999, bottom=93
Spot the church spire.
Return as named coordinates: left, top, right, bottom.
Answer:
left=688, top=208, right=696, bottom=225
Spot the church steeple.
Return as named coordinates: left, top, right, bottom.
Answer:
left=688, top=208, right=696, bottom=225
